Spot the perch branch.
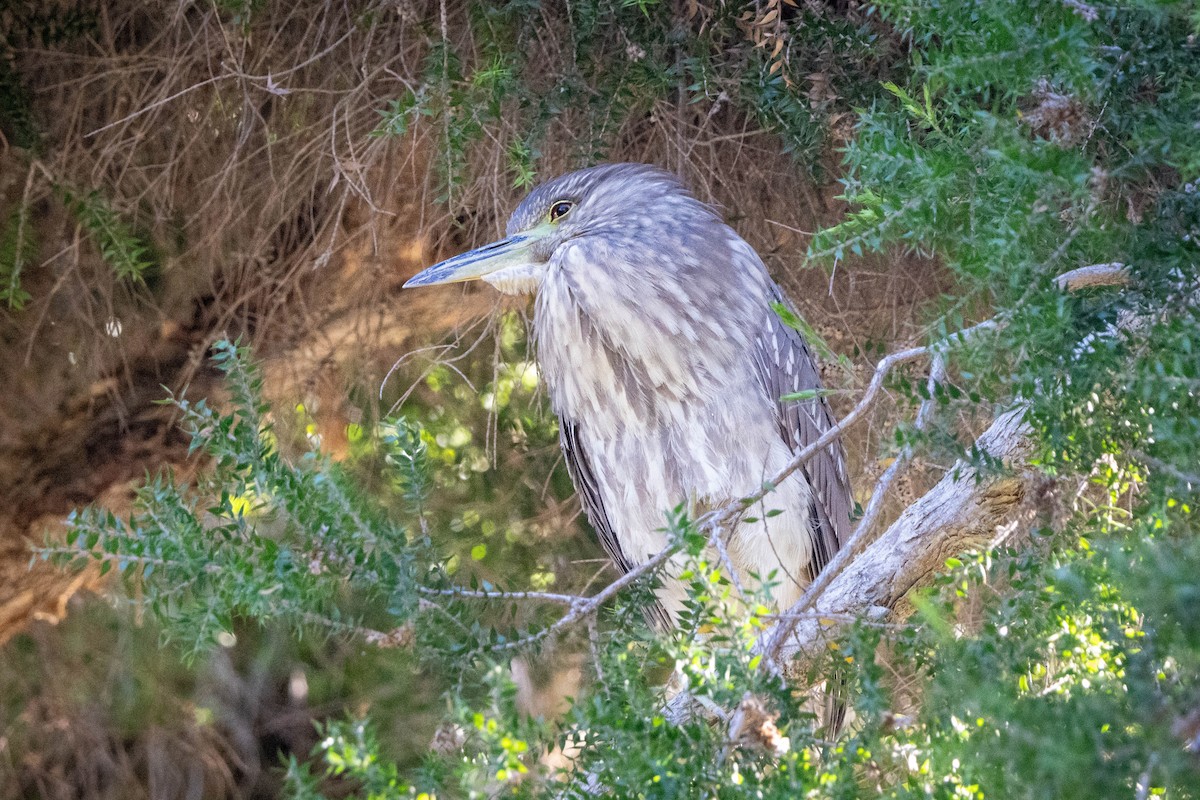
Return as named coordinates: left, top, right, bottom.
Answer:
left=765, top=405, right=1034, bottom=674
left=760, top=262, right=1130, bottom=666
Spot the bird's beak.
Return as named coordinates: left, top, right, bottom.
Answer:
left=403, top=229, right=545, bottom=288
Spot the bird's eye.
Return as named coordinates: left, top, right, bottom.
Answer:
left=548, top=201, right=574, bottom=223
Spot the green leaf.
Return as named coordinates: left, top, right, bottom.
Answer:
left=771, top=301, right=855, bottom=378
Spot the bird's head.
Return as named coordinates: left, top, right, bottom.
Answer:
left=403, top=163, right=716, bottom=295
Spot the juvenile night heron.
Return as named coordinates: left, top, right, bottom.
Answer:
left=405, top=163, right=851, bottom=626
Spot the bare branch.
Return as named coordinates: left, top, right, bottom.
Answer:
left=1133, top=450, right=1200, bottom=487
left=851, top=349, right=946, bottom=552
left=766, top=405, right=1033, bottom=673
left=301, top=613, right=414, bottom=649
left=488, top=544, right=679, bottom=652
left=1053, top=262, right=1130, bottom=291
left=703, top=342, right=931, bottom=534
left=417, top=585, right=584, bottom=606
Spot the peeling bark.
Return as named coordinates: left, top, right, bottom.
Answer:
left=772, top=407, right=1033, bottom=675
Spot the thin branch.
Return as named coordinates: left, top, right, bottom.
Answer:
left=83, top=75, right=225, bottom=137
left=1132, top=450, right=1200, bottom=487
left=489, top=543, right=678, bottom=652
left=703, top=341, right=932, bottom=535
left=852, top=349, right=947, bottom=550
left=417, top=585, right=584, bottom=606
left=298, top=612, right=414, bottom=649
left=83, top=30, right=357, bottom=138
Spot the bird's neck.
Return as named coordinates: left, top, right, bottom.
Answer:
left=532, top=270, right=747, bottom=433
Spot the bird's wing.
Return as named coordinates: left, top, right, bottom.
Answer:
left=560, top=417, right=673, bottom=631
left=559, top=417, right=634, bottom=576
left=753, top=300, right=853, bottom=578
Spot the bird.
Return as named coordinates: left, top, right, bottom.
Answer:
left=404, top=163, right=851, bottom=629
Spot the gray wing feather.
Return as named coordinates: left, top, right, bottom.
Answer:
left=560, top=417, right=672, bottom=630
left=753, top=297, right=853, bottom=579
left=754, top=305, right=853, bottom=737
left=753, top=308, right=854, bottom=738
left=559, top=418, right=633, bottom=573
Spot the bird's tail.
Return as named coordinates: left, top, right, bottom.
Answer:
left=822, top=678, right=850, bottom=740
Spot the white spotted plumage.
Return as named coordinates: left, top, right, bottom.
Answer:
left=490, top=163, right=852, bottom=625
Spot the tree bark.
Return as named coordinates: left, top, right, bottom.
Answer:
left=770, top=406, right=1034, bottom=675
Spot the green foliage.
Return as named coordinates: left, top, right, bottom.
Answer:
left=0, top=4, right=94, bottom=307
left=772, top=300, right=855, bottom=380
left=60, top=186, right=157, bottom=284
left=286, top=720, right=412, bottom=798
left=795, top=0, right=1200, bottom=796
left=370, top=0, right=896, bottom=196
left=0, top=199, right=34, bottom=308
left=213, top=0, right=267, bottom=31
left=812, top=0, right=1200, bottom=498
left=0, top=2, right=97, bottom=150
left=284, top=549, right=845, bottom=799
left=44, top=338, right=843, bottom=796
left=49, top=309, right=1200, bottom=797
left=0, top=58, right=38, bottom=152
left=836, top=520, right=1200, bottom=800
left=379, top=317, right=579, bottom=601
left=43, top=340, right=423, bottom=658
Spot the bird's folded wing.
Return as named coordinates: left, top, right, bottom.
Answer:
left=560, top=418, right=673, bottom=630
left=753, top=302, right=853, bottom=578
left=560, top=417, right=634, bottom=575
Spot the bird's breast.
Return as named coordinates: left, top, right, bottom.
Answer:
left=533, top=253, right=748, bottom=434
